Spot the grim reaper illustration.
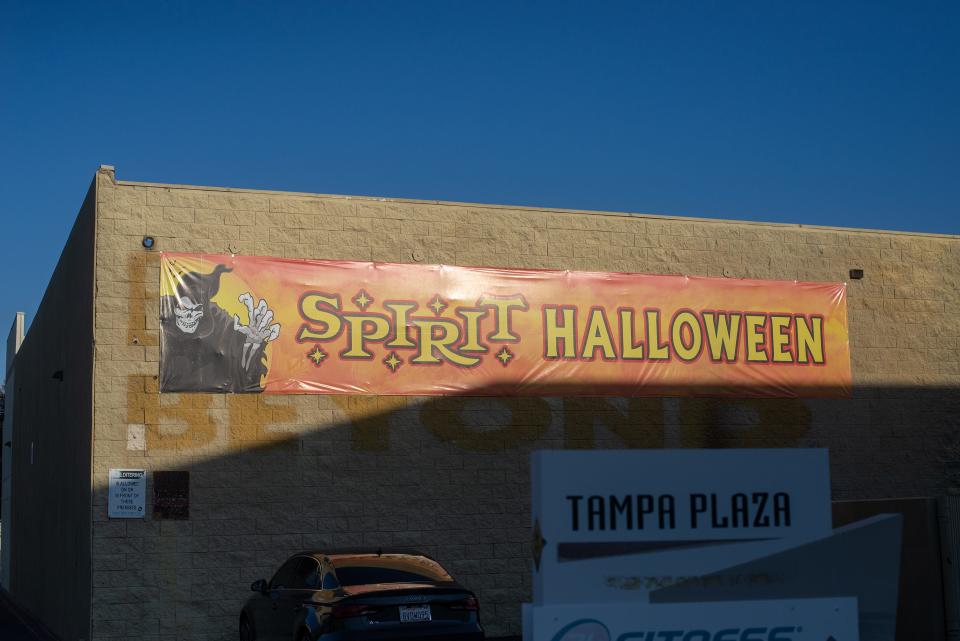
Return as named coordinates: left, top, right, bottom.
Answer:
left=160, top=264, right=280, bottom=392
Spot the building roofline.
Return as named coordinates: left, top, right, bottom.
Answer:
left=104, top=169, right=959, bottom=241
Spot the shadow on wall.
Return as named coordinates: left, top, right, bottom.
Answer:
left=85, top=378, right=960, bottom=641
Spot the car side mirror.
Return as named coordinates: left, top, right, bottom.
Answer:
left=251, top=579, right=268, bottom=594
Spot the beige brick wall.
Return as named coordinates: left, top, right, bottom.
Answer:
left=89, top=166, right=960, bottom=640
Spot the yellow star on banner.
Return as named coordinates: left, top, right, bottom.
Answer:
left=383, top=352, right=403, bottom=373
left=496, top=346, right=514, bottom=366
left=428, top=295, right=447, bottom=315
left=353, top=289, right=373, bottom=310
left=307, top=346, right=327, bottom=367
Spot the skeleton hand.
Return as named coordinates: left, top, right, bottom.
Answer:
left=234, top=293, right=281, bottom=369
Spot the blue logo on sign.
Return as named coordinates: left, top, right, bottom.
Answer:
left=551, top=619, right=611, bottom=641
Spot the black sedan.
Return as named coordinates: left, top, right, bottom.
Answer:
left=240, top=549, right=485, bottom=641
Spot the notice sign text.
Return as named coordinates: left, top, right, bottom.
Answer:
left=108, top=469, right=146, bottom=519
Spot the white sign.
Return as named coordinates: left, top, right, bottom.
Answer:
left=528, top=598, right=858, bottom=641
left=531, top=450, right=832, bottom=604
left=535, top=536, right=819, bottom=605
left=533, top=449, right=831, bottom=545
left=651, top=514, right=902, bottom=641
left=108, top=469, right=146, bottom=518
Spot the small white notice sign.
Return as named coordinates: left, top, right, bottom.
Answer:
left=108, top=469, right=146, bottom=518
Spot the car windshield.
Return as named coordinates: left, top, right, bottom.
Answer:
left=331, top=554, right=453, bottom=586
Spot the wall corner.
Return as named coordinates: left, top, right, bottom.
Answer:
left=97, top=164, right=116, bottom=181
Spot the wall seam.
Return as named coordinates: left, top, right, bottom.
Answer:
left=86, top=170, right=103, bottom=641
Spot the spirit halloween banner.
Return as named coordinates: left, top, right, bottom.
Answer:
left=159, top=253, right=851, bottom=397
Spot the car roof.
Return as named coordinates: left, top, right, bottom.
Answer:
left=291, top=548, right=436, bottom=562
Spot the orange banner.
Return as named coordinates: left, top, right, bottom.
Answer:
left=159, top=253, right=850, bottom=397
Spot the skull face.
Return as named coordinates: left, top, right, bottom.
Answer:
left=174, top=297, right=203, bottom=333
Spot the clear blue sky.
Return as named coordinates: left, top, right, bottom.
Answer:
left=1, top=1, right=958, bottom=376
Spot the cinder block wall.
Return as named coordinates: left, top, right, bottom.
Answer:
left=11, top=181, right=96, bottom=641
left=89, top=166, right=960, bottom=640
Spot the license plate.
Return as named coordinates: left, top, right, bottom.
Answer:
left=399, top=604, right=432, bottom=623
